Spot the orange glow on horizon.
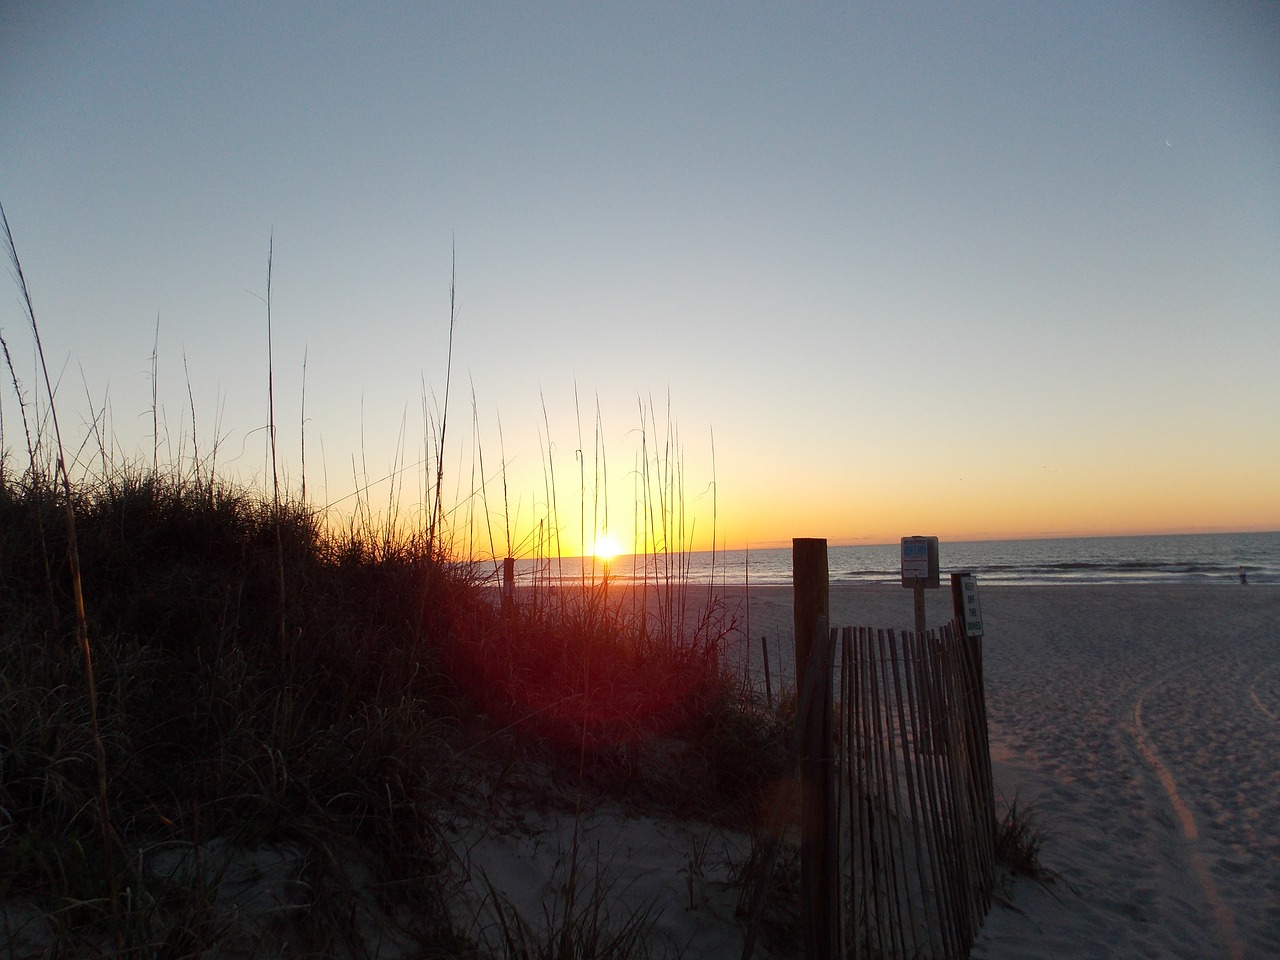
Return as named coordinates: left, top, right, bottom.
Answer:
left=420, top=423, right=1278, bottom=560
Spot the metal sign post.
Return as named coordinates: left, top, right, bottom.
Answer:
left=901, top=535, right=940, bottom=635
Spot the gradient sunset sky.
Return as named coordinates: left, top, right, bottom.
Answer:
left=2, top=2, right=1277, bottom=555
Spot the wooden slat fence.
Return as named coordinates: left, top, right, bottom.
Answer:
left=833, top=619, right=995, bottom=959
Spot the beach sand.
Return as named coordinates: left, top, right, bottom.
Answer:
left=723, top=583, right=1280, bottom=959
left=966, top=585, right=1279, bottom=960
left=5, top=584, right=1273, bottom=958
left=456, top=583, right=1279, bottom=959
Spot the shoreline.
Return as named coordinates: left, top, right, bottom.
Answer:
left=495, top=576, right=1278, bottom=593
left=489, top=530, right=1280, bottom=587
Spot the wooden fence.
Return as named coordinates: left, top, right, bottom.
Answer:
left=741, top=616, right=995, bottom=960
left=833, top=619, right=995, bottom=959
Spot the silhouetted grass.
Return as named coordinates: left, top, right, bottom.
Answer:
left=1, top=459, right=794, bottom=956
left=481, top=854, right=664, bottom=960
left=0, top=206, right=791, bottom=956
left=0, top=465, right=476, bottom=951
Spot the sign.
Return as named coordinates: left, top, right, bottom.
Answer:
left=953, top=572, right=984, bottom=637
left=901, top=536, right=940, bottom=588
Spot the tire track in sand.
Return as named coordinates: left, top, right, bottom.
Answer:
left=1131, top=683, right=1245, bottom=960
left=1246, top=660, right=1279, bottom=724
left=1249, top=687, right=1277, bottom=724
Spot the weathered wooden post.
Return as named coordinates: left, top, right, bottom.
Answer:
left=952, top=571, right=997, bottom=903
left=793, top=538, right=828, bottom=689
left=793, top=538, right=836, bottom=960
left=501, top=557, right=515, bottom=615
left=761, top=635, right=773, bottom=708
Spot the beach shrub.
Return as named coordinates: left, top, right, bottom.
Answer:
left=442, top=579, right=730, bottom=750
left=993, top=793, right=1056, bottom=883
left=481, top=853, right=665, bottom=960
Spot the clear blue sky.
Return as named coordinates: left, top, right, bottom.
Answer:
left=3, top=2, right=1277, bottom=554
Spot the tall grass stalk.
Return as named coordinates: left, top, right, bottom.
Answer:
left=594, top=396, right=609, bottom=576
left=264, top=236, right=290, bottom=672
left=1, top=199, right=118, bottom=927
left=300, top=344, right=308, bottom=503
left=182, top=348, right=200, bottom=481
left=149, top=314, right=160, bottom=476
left=76, top=366, right=113, bottom=485
left=429, top=243, right=458, bottom=553
left=472, top=382, right=502, bottom=565
left=498, top=410, right=514, bottom=558
left=540, top=390, right=564, bottom=602
left=1, top=324, right=56, bottom=621
left=575, top=382, right=586, bottom=588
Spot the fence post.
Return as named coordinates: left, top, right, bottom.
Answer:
left=793, top=538, right=836, bottom=960
left=502, top=557, right=515, bottom=615
left=793, top=538, right=828, bottom=691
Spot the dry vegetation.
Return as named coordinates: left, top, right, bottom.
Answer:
left=0, top=205, right=794, bottom=958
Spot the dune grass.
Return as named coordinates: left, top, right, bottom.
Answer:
left=0, top=456, right=797, bottom=957
left=0, top=467, right=469, bottom=952
left=0, top=209, right=793, bottom=957
left=992, top=792, right=1067, bottom=895
left=481, top=854, right=663, bottom=960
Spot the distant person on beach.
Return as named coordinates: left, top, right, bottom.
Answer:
left=1239, top=565, right=1248, bottom=585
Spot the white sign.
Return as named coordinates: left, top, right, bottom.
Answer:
left=901, top=536, right=934, bottom=581
left=958, top=574, right=984, bottom=637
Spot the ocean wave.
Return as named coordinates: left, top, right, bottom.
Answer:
left=495, top=532, right=1280, bottom=587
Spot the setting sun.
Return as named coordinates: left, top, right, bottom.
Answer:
left=590, top=533, right=625, bottom=561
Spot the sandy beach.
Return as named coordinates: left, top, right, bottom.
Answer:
left=966, top=584, right=1279, bottom=960
left=727, top=583, right=1280, bottom=959
left=457, top=583, right=1279, bottom=959
left=82, top=580, right=1270, bottom=957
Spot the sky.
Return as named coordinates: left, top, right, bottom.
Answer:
left=2, top=1, right=1278, bottom=557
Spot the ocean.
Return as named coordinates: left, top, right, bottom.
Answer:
left=503, top=531, right=1280, bottom=587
